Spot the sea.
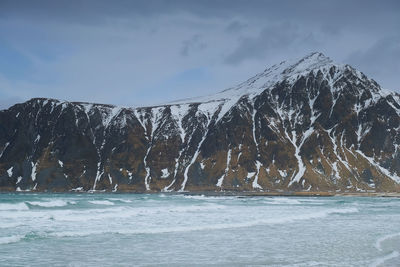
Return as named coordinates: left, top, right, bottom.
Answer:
left=0, top=193, right=399, bottom=266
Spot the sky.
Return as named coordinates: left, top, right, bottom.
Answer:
left=0, top=0, right=399, bottom=109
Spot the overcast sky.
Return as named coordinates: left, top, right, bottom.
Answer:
left=0, top=0, right=399, bottom=109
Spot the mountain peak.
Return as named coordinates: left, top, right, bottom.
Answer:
left=300, top=51, right=331, bottom=62
left=282, top=51, right=334, bottom=75
left=260, top=52, right=335, bottom=81
left=168, top=52, right=339, bottom=106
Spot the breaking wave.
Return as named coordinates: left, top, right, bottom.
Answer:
left=0, top=202, right=29, bottom=211
left=88, top=200, right=114, bottom=205
left=374, top=232, right=400, bottom=252
left=370, top=251, right=400, bottom=267
left=106, top=198, right=133, bottom=203
left=0, top=235, right=24, bottom=245
left=49, top=207, right=359, bottom=238
left=27, top=200, right=76, bottom=207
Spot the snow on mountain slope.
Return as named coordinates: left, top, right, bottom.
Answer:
left=1, top=52, right=400, bottom=192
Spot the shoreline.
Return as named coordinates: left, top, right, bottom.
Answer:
left=1, top=190, right=400, bottom=197
left=181, top=191, right=400, bottom=198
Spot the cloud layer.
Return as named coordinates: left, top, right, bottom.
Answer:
left=0, top=0, right=399, bottom=109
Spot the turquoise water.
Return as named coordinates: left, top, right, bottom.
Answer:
left=0, top=193, right=399, bottom=266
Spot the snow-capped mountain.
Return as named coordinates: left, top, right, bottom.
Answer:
left=1, top=52, right=400, bottom=192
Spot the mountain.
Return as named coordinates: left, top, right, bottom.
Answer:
left=1, top=52, right=400, bottom=193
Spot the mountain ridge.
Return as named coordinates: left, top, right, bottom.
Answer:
left=1, top=52, right=400, bottom=192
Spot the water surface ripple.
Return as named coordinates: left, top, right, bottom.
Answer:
left=0, top=193, right=399, bottom=266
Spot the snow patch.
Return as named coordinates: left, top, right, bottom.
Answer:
left=286, top=129, right=313, bottom=186
left=161, top=168, right=170, bottom=178
left=356, top=150, right=400, bottom=183
left=170, top=104, right=189, bottom=142
left=127, top=170, right=133, bottom=180
left=112, top=184, right=118, bottom=192
left=7, top=167, right=13, bottom=177
left=216, top=149, right=232, bottom=188
left=200, top=161, right=205, bottom=170
left=31, top=162, right=38, bottom=181
left=252, top=160, right=263, bottom=189
left=247, top=172, right=256, bottom=178
left=278, top=170, right=287, bottom=177
left=71, top=187, right=84, bottom=192
left=0, top=142, right=10, bottom=159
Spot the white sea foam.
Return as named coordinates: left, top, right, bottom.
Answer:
left=50, top=204, right=226, bottom=222
left=0, top=221, right=24, bottom=229
left=3, top=202, right=350, bottom=226
left=370, top=251, right=400, bottom=267
left=88, top=200, right=114, bottom=205
left=182, top=195, right=237, bottom=201
left=27, top=200, right=72, bottom=207
left=0, top=235, right=24, bottom=245
left=263, top=197, right=301, bottom=205
left=49, top=207, right=359, bottom=238
left=0, top=202, right=29, bottom=211
left=0, top=207, right=125, bottom=223
left=374, top=232, right=400, bottom=251
left=162, top=204, right=226, bottom=213
left=1, top=193, right=396, bottom=266
left=106, top=198, right=133, bottom=203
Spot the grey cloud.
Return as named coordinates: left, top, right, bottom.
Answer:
left=225, top=21, right=247, bottom=33
left=224, top=23, right=318, bottom=65
left=180, top=35, right=207, bottom=57
left=0, top=0, right=399, bottom=109
left=1, top=0, right=399, bottom=28
left=347, top=35, right=400, bottom=90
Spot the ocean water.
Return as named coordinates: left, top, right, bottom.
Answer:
left=0, top=193, right=399, bottom=266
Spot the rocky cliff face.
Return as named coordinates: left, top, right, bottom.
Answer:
left=1, top=52, right=400, bottom=192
